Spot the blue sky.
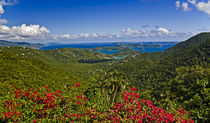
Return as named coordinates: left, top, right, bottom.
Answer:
left=0, top=0, right=210, bottom=43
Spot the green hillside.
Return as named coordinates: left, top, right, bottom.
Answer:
left=167, top=32, right=210, bottom=53
left=0, top=46, right=116, bottom=96
left=111, top=33, right=210, bottom=121
left=113, top=47, right=138, bottom=56
left=0, top=47, right=81, bottom=96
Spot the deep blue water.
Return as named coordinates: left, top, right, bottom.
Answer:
left=40, top=43, right=118, bottom=50
left=133, top=44, right=175, bottom=53
left=40, top=42, right=178, bottom=54
left=95, top=50, right=119, bottom=54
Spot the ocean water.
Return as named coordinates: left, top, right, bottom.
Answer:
left=40, top=42, right=178, bottom=54
left=40, top=43, right=118, bottom=50
left=133, top=44, right=175, bottom=53
left=95, top=50, right=119, bottom=54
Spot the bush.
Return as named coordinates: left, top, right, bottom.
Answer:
left=0, top=83, right=194, bottom=122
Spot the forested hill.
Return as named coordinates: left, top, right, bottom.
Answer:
left=112, top=33, right=209, bottom=82
left=138, top=35, right=209, bottom=84
left=167, top=32, right=210, bottom=54
left=0, top=47, right=114, bottom=96
left=0, top=48, right=79, bottom=96
left=112, top=33, right=209, bottom=120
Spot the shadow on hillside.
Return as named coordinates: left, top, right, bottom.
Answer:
left=78, top=59, right=113, bottom=63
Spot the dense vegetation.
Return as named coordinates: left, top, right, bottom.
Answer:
left=0, top=33, right=209, bottom=122
left=0, top=84, right=193, bottom=122
left=110, top=33, right=210, bottom=121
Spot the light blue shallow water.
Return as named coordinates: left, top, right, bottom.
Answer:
left=114, top=56, right=128, bottom=60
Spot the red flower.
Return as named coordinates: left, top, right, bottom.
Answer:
left=17, top=103, right=21, bottom=107
left=56, top=90, right=62, bottom=93
left=72, top=82, right=81, bottom=88
left=76, top=95, right=81, bottom=98
left=76, top=83, right=80, bottom=88
left=82, top=97, right=87, bottom=101
left=180, top=109, right=184, bottom=115
left=77, top=114, right=80, bottom=119
left=130, top=86, right=137, bottom=91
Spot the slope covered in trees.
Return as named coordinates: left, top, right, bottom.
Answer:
left=110, top=33, right=210, bottom=121
left=0, top=47, right=80, bottom=96
left=0, top=46, right=116, bottom=96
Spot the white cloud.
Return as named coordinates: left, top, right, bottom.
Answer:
left=11, top=24, right=50, bottom=37
left=52, top=33, right=119, bottom=42
left=0, top=4, right=4, bottom=14
left=195, top=0, right=210, bottom=15
left=0, top=18, right=7, bottom=24
left=188, top=0, right=196, bottom=5
left=176, top=1, right=181, bottom=9
left=0, top=24, right=9, bottom=32
left=182, top=2, right=191, bottom=11
left=0, top=24, right=50, bottom=40
left=119, top=27, right=191, bottom=42
left=52, top=27, right=192, bottom=42
left=121, top=28, right=140, bottom=35
left=58, top=34, right=71, bottom=39
left=157, top=27, right=170, bottom=34
left=176, top=1, right=192, bottom=12
left=121, top=27, right=171, bottom=37
left=0, top=24, right=192, bottom=42
left=176, top=0, right=210, bottom=15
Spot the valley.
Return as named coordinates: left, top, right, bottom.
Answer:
left=1, top=0, right=209, bottom=122
left=0, top=33, right=209, bottom=122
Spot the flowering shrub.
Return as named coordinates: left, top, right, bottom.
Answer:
left=105, top=86, right=194, bottom=123
left=0, top=83, right=194, bottom=122
left=0, top=83, right=95, bottom=122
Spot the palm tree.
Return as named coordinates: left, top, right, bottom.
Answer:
left=100, top=70, right=128, bottom=105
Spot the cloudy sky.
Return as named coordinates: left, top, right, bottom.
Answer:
left=0, top=0, right=210, bottom=43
